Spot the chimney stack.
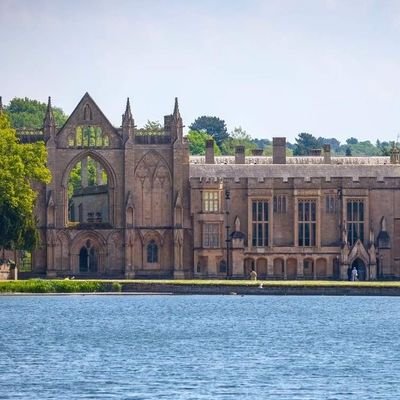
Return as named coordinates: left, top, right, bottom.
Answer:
left=272, top=137, right=286, bottom=164
left=323, top=144, right=331, bottom=164
left=235, top=145, right=245, bottom=164
left=251, top=149, right=263, bottom=156
left=205, top=139, right=215, bottom=164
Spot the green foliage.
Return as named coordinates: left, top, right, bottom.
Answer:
left=220, top=126, right=256, bottom=155
left=189, top=116, right=229, bottom=147
left=346, top=137, right=358, bottom=145
left=0, top=279, right=107, bottom=293
left=6, top=97, right=68, bottom=129
left=186, top=130, right=221, bottom=155
left=293, top=132, right=320, bottom=156
left=137, top=120, right=163, bottom=135
left=0, top=113, right=51, bottom=251
left=111, top=282, right=122, bottom=292
left=252, top=138, right=271, bottom=149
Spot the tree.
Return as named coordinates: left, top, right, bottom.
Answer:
left=137, top=120, right=163, bottom=135
left=6, top=97, right=68, bottom=129
left=293, top=132, right=320, bottom=156
left=0, top=112, right=51, bottom=255
left=346, top=137, right=358, bottom=145
left=317, top=137, right=341, bottom=153
left=220, top=126, right=256, bottom=155
left=186, top=130, right=221, bottom=155
left=345, top=146, right=352, bottom=156
left=189, top=116, right=229, bottom=147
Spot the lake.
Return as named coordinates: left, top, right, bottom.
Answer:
left=0, top=295, right=399, bottom=399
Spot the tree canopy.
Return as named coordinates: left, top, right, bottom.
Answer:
left=0, top=112, right=51, bottom=253
left=220, top=126, right=257, bottom=155
left=6, top=97, right=68, bottom=129
left=186, top=130, right=221, bottom=156
left=293, top=133, right=320, bottom=156
left=189, top=116, right=229, bottom=147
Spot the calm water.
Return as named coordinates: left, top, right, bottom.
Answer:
left=0, top=295, right=399, bottom=399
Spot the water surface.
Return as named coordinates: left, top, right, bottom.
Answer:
left=0, top=295, right=399, bottom=399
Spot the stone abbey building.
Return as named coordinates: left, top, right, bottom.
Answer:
left=12, top=93, right=400, bottom=280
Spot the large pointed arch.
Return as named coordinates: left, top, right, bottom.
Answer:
left=61, top=150, right=117, bottom=226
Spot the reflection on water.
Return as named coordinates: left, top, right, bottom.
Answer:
left=0, top=295, right=399, bottom=399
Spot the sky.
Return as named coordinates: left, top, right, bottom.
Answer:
left=1, top=0, right=400, bottom=143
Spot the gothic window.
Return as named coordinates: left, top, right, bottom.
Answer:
left=326, top=195, right=336, bottom=213
left=252, top=200, right=269, bottom=247
left=202, top=191, right=219, bottom=212
left=75, top=126, right=108, bottom=148
left=83, top=104, right=93, bottom=121
left=147, top=240, right=158, bottom=263
left=298, top=199, right=316, bottom=246
left=273, top=195, right=287, bottom=213
left=203, top=223, right=220, bottom=247
left=347, top=200, right=364, bottom=245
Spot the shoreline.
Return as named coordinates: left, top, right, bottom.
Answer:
left=2, top=280, right=400, bottom=296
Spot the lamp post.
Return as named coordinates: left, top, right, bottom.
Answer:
left=225, top=189, right=231, bottom=279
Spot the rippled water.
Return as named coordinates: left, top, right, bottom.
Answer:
left=0, top=295, right=399, bottom=399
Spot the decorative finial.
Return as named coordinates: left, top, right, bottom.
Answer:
left=122, top=97, right=133, bottom=127
left=43, top=95, right=55, bottom=129
left=173, top=97, right=180, bottom=118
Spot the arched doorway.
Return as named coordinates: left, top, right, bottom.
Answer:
left=79, top=245, right=97, bottom=273
left=256, top=258, right=268, bottom=279
left=273, top=258, right=284, bottom=279
left=351, top=258, right=367, bottom=281
left=244, top=258, right=255, bottom=278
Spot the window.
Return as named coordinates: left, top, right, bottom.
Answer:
left=147, top=240, right=158, bottom=263
left=252, top=200, right=269, bottom=247
left=71, top=126, right=109, bottom=148
left=326, top=195, right=336, bottom=213
left=298, top=200, right=316, bottom=246
left=202, top=191, right=219, bottom=212
left=219, top=260, right=227, bottom=273
left=203, top=223, right=220, bottom=247
left=273, top=195, right=287, bottom=213
left=347, top=200, right=364, bottom=245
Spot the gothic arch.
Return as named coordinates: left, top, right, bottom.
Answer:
left=70, top=231, right=107, bottom=274
left=61, top=150, right=117, bottom=226
left=134, top=151, right=172, bottom=226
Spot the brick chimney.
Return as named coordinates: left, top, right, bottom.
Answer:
left=323, top=144, right=331, bottom=164
left=235, top=145, right=245, bottom=164
left=205, top=139, right=215, bottom=164
left=272, top=137, right=286, bottom=164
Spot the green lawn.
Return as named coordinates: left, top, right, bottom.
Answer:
left=1, top=279, right=400, bottom=293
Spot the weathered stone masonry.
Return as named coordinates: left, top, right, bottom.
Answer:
left=14, top=93, right=400, bottom=280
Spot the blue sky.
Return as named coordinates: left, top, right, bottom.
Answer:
left=1, top=0, right=400, bottom=143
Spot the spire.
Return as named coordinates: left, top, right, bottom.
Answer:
left=43, top=96, right=55, bottom=128
left=122, top=97, right=134, bottom=128
left=43, top=96, right=56, bottom=141
left=173, top=97, right=181, bottom=120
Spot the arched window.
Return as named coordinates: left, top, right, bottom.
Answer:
left=147, top=240, right=158, bottom=263
left=83, top=104, right=93, bottom=121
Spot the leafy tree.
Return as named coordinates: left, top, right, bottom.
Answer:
left=220, top=126, right=256, bottom=155
left=346, top=137, right=358, bottom=145
left=137, top=120, right=163, bottom=135
left=252, top=138, right=271, bottom=149
left=376, top=140, right=391, bottom=156
left=293, top=132, right=320, bottom=156
left=186, top=130, right=221, bottom=155
left=345, top=146, right=352, bottom=156
left=5, top=97, right=68, bottom=129
left=189, top=116, right=229, bottom=147
left=317, top=137, right=341, bottom=153
left=0, top=112, right=51, bottom=254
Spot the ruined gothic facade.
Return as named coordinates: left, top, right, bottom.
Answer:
left=12, top=93, right=400, bottom=280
